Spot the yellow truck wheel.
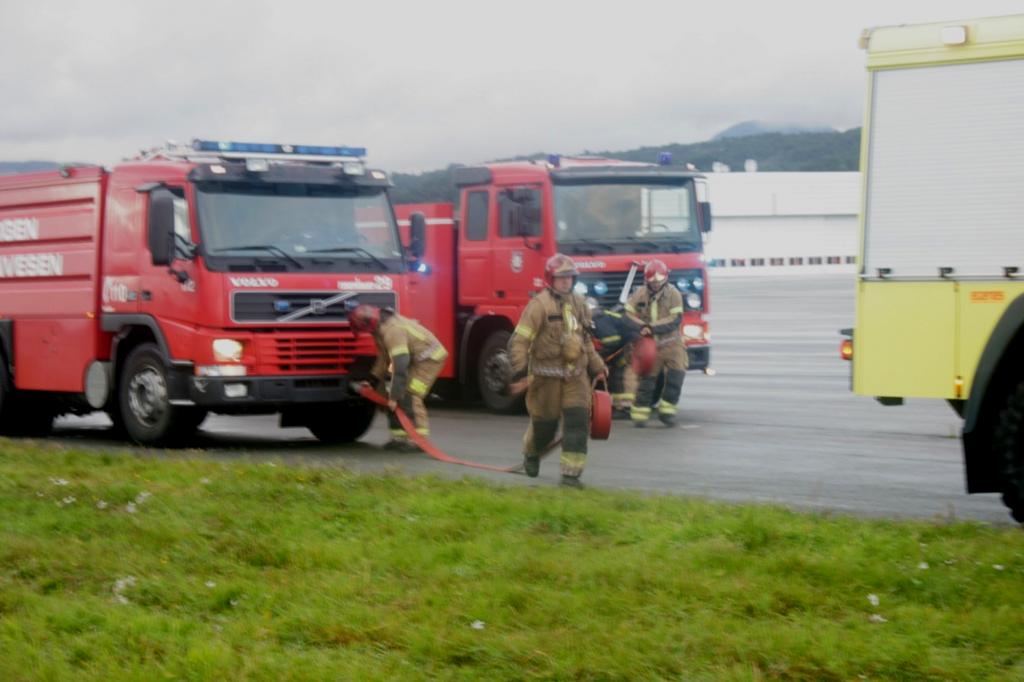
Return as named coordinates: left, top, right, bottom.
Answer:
left=994, top=381, right=1024, bottom=523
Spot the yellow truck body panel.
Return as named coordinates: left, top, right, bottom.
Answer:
left=854, top=14, right=1024, bottom=402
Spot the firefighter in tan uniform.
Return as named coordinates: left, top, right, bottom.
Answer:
left=508, top=254, right=607, bottom=487
left=349, top=304, right=448, bottom=452
left=626, top=259, right=687, bottom=427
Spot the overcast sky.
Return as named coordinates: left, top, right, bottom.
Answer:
left=1, top=1, right=1020, bottom=172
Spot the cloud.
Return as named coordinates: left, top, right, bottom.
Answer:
left=1, top=0, right=1020, bottom=170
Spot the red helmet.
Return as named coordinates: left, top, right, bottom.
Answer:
left=544, top=253, right=579, bottom=285
left=644, top=259, right=669, bottom=289
left=348, top=304, right=380, bottom=334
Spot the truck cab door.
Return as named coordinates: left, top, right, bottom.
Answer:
left=457, top=188, right=492, bottom=305
left=492, top=185, right=547, bottom=305
left=140, top=187, right=201, bottom=337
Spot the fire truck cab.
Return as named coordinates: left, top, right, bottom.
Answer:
left=397, top=155, right=713, bottom=411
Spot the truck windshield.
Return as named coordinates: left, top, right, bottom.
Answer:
left=195, top=183, right=403, bottom=271
left=553, top=181, right=701, bottom=253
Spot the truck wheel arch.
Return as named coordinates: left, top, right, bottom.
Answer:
left=102, top=314, right=172, bottom=366
left=962, top=292, right=1024, bottom=492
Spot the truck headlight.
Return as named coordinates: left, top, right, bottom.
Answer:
left=212, top=339, right=244, bottom=363
left=683, top=324, right=704, bottom=339
left=685, top=292, right=702, bottom=310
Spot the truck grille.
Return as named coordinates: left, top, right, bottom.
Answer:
left=576, top=269, right=704, bottom=310
left=232, top=291, right=397, bottom=324
left=256, top=332, right=376, bottom=375
left=575, top=271, right=633, bottom=309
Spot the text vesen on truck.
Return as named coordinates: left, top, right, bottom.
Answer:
left=0, top=140, right=417, bottom=445
left=393, top=154, right=713, bottom=412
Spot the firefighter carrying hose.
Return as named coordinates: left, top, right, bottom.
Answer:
left=349, top=304, right=448, bottom=452
left=626, top=259, right=687, bottom=427
left=508, top=254, right=607, bottom=487
left=589, top=299, right=639, bottom=419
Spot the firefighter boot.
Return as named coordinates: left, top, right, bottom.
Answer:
left=631, top=404, right=652, bottom=428
left=560, top=475, right=584, bottom=489
left=523, top=418, right=558, bottom=479
left=657, top=408, right=677, bottom=427
left=657, top=370, right=684, bottom=427
left=384, top=438, right=420, bottom=453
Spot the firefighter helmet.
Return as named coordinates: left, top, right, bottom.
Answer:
left=544, top=253, right=579, bottom=285
left=348, top=304, right=380, bottom=334
left=644, top=259, right=669, bottom=289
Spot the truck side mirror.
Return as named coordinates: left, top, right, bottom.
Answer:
left=148, top=188, right=176, bottom=266
left=409, top=211, right=427, bottom=260
left=698, top=201, right=713, bottom=233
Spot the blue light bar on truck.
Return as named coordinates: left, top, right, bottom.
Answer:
left=191, top=139, right=367, bottom=158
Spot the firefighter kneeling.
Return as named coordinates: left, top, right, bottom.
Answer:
left=589, top=300, right=639, bottom=419
left=627, top=259, right=687, bottom=427
left=349, top=304, right=448, bottom=452
left=509, top=254, right=607, bottom=487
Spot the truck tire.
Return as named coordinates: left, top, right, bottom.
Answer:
left=0, top=358, right=54, bottom=437
left=6, top=404, right=55, bottom=437
left=477, top=330, right=524, bottom=414
left=119, top=343, right=189, bottom=446
left=0, top=358, right=16, bottom=434
left=994, top=380, right=1024, bottom=523
left=306, top=400, right=376, bottom=443
left=0, top=356, right=10, bottom=430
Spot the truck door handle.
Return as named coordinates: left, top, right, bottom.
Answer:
left=495, top=291, right=505, bottom=299
left=141, top=290, right=152, bottom=301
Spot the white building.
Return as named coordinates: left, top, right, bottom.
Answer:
left=704, top=172, right=860, bottom=276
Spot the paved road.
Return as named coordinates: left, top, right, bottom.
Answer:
left=53, top=276, right=1010, bottom=523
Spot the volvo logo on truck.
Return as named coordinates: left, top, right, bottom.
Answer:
left=229, top=276, right=279, bottom=288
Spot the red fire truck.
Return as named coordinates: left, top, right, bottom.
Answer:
left=395, top=155, right=713, bottom=411
left=0, top=140, right=415, bottom=445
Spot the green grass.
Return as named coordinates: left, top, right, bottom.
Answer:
left=0, top=439, right=1022, bottom=680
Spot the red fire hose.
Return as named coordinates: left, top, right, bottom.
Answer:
left=357, top=385, right=557, bottom=474
left=591, top=377, right=612, bottom=440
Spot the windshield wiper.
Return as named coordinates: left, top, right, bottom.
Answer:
left=666, top=240, right=701, bottom=253
left=210, top=244, right=304, bottom=270
left=564, top=238, right=614, bottom=252
left=621, top=236, right=661, bottom=250
left=308, top=246, right=388, bottom=270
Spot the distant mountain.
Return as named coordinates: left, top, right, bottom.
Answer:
left=2, top=127, right=862, bottom=204
left=713, top=120, right=835, bottom=139
left=390, top=128, right=862, bottom=204
left=0, top=161, right=60, bottom=175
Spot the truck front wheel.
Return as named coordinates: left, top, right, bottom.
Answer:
left=306, top=400, right=376, bottom=444
left=119, top=343, right=191, bottom=446
left=477, top=330, right=524, bottom=414
left=994, top=379, right=1024, bottom=523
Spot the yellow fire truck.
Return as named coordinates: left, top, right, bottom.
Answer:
left=847, top=14, right=1024, bottom=521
